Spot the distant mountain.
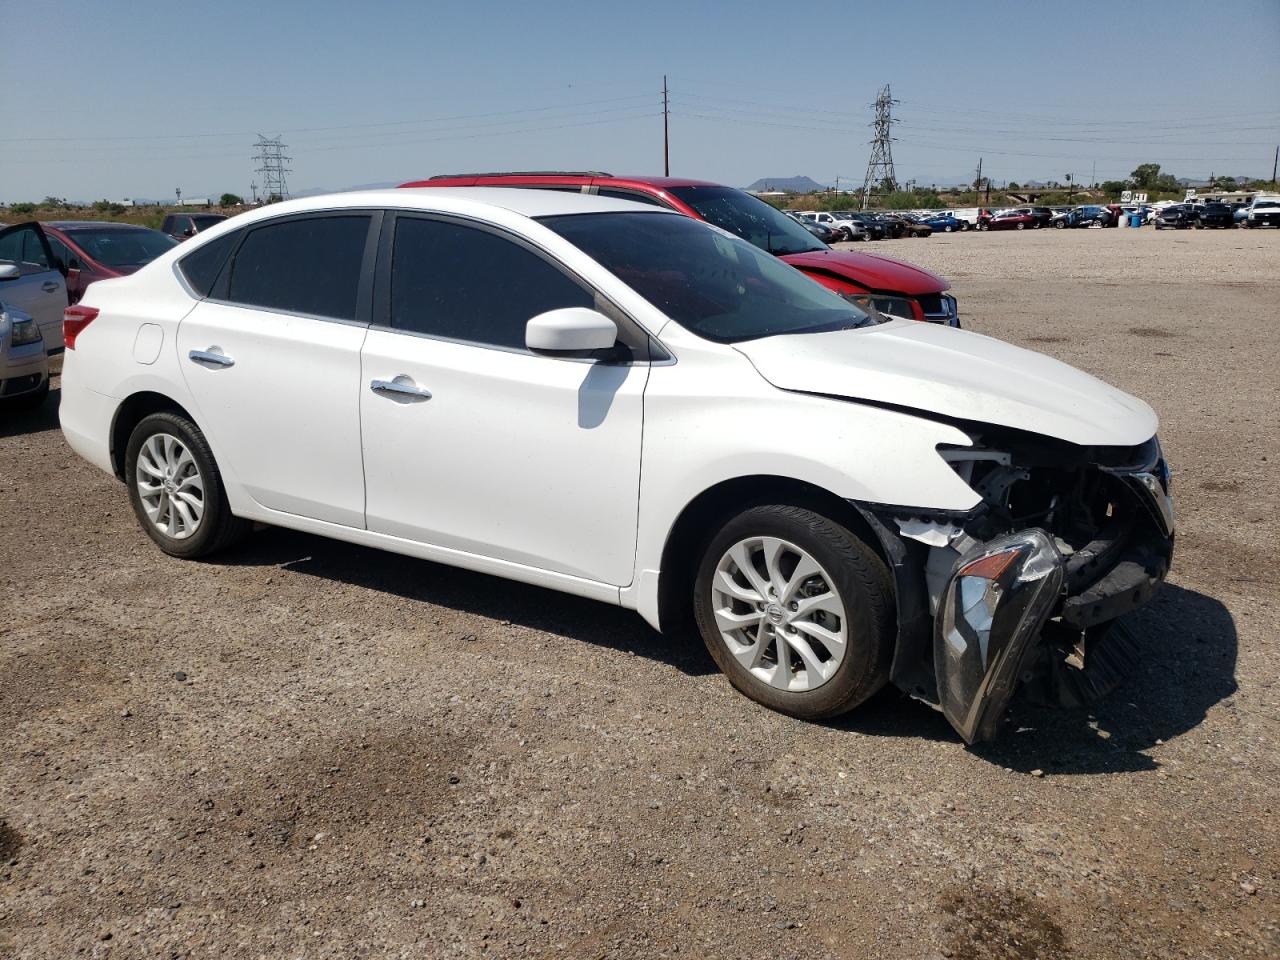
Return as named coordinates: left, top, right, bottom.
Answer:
left=744, top=176, right=827, bottom=193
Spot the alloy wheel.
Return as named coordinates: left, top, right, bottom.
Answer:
left=710, top=536, right=848, bottom=692
left=135, top=432, right=205, bottom=540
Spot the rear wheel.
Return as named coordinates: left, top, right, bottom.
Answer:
left=125, top=411, right=250, bottom=559
left=1016, top=222, right=1026, bottom=230
left=693, top=505, right=894, bottom=720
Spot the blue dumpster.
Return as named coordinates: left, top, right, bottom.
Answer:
left=1129, top=214, right=1142, bottom=227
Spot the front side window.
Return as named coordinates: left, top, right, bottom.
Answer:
left=540, top=211, right=873, bottom=344
left=226, top=215, right=370, bottom=321
left=0, top=224, right=51, bottom=269
left=389, top=216, right=593, bottom=349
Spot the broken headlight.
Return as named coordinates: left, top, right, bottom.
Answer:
left=936, top=529, right=1064, bottom=743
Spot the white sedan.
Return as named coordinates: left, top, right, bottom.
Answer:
left=59, top=188, right=1174, bottom=743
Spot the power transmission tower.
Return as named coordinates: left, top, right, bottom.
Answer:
left=253, top=135, right=292, bottom=201
left=662, top=75, right=670, bottom=176
left=860, top=84, right=899, bottom=209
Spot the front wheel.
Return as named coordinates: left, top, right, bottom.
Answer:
left=1016, top=222, right=1026, bottom=230
left=125, top=411, right=250, bottom=559
left=693, top=505, right=894, bottom=720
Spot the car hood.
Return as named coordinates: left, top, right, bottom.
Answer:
left=779, top=248, right=948, bottom=296
left=734, top=320, right=1157, bottom=447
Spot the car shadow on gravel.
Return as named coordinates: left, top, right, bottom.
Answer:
left=225, top=527, right=719, bottom=676
left=0, top=386, right=60, bottom=438
left=829, top=583, right=1237, bottom=774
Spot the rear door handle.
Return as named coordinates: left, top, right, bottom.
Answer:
left=188, top=349, right=235, bottom=368
left=370, top=377, right=432, bottom=401
left=42, top=281, right=60, bottom=292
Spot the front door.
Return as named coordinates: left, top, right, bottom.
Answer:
left=176, top=212, right=376, bottom=528
left=359, top=213, right=647, bottom=586
left=0, top=222, right=68, bottom=349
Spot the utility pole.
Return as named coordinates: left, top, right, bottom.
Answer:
left=250, top=181, right=259, bottom=204
left=1091, top=160, right=1096, bottom=188
left=253, top=135, right=292, bottom=201
left=1271, top=145, right=1277, bottom=186
left=861, top=84, right=899, bottom=209
left=975, top=157, right=983, bottom=200
left=662, top=75, right=670, bottom=177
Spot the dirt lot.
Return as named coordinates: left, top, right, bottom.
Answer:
left=2, top=227, right=1277, bottom=959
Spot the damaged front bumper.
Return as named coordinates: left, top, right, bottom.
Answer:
left=854, top=437, right=1174, bottom=744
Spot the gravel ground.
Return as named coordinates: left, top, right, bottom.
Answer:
left=1, top=227, right=1277, bottom=959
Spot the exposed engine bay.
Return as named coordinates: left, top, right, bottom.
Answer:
left=856, top=428, right=1174, bottom=743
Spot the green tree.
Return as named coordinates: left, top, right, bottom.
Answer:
left=42, top=196, right=64, bottom=207
left=9, top=202, right=36, bottom=215
left=220, top=193, right=244, bottom=206
left=1099, top=180, right=1129, bottom=197
left=1007, top=181, right=1021, bottom=190
left=1130, top=163, right=1162, bottom=190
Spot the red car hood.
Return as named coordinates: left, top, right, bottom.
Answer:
left=780, top=248, right=948, bottom=296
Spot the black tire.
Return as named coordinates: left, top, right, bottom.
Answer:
left=125, top=411, right=250, bottom=559
left=693, top=504, right=895, bottom=720
left=1054, top=220, right=1066, bottom=229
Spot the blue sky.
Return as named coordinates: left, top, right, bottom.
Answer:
left=2, top=0, right=1277, bottom=201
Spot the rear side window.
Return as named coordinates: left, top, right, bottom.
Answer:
left=226, top=215, right=370, bottom=320
left=179, top=230, right=241, bottom=297
left=596, top=188, right=667, bottom=208
left=389, top=216, right=592, bottom=349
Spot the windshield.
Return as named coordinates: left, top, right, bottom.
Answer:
left=1254, top=201, right=1280, bottom=210
left=667, top=185, right=825, bottom=256
left=68, top=228, right=176, bottom=268
left=539, top=212, right=874, bottom=344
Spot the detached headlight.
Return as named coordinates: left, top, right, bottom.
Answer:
left=843, top=293, right=918, bottom=321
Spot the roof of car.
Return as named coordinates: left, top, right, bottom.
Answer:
left=181, top=188, right=675, bottom=233
left=401, top=172, right=723, bottom=190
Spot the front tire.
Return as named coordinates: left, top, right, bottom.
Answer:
left=693, top=505, right=894, bottom=720
left=125, top=411, right=250, bottom=559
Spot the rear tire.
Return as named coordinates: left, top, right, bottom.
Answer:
left=125, top=411, right=250, bottom=559
left=693, top=504, right=895, bottom=721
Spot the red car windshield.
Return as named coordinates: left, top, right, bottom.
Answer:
left=666, top=185, right=825, bottom=257
left=539, top=211, right=872, bottom=344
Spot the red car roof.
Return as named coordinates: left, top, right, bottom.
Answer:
left=399, top=173, right=720, bottom=190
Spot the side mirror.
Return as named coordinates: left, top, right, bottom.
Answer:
left=525, top=307, right=618, bottom=356
left=0, top=264, right=19, bottom=281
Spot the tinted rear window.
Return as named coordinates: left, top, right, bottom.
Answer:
left=226, top=215, right=370, bottom=320
left=179, top=230, right=241, bottom=297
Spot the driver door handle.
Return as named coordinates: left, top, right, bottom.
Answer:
left=370, top=378, right=432, bottom=401
left=188, top=349, right=235, bottom=368
left=42, top=281, right=60, bottom=292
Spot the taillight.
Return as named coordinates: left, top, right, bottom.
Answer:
left=63, top=305, right=99, bottom=349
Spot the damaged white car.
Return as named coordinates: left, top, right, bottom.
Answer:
left=58, top=190, right=1173, bottom=743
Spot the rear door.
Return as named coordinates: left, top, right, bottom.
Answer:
left=175, top=212, right=377, bottom=527
left=0, top=222, right=69, bottom=349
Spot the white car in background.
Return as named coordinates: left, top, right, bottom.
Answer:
left=59, top=188, right=1173, bottom=743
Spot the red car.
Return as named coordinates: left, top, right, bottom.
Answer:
left=982, top=211, right=1035, bottom=231
left=40, top=221, right=177, bottom=303
left=400, top=172, right=959, bottom=326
